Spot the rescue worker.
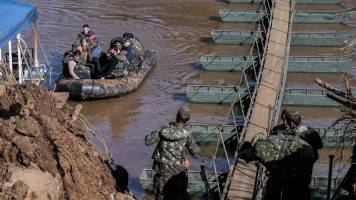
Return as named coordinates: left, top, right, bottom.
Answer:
left=144, top=107, right=201, bottom=200
left=102, top=43, right=129, bottom=79
left=77, top=24, right=93, bottom=42
left=239, top=110, right=323, bottom=200
left=62, top=40, right=90, bottom=79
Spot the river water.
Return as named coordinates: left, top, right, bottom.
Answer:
left=23, top=0, right=355, bottom=199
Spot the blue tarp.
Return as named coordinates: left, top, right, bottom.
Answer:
left=0, top=0, right=37, bottom=48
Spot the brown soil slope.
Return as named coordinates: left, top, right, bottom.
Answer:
left=0, top=83, right=132, bottom=200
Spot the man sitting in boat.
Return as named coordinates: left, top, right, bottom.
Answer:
left=123, top=32, right=145, bottom=58
left=77, top=24, right=93, bottom=42
left=101, top=43, right=129, bottom=79
left=62, top=41, right=91, bottom=79
left=88, top=31, right=103, bottom=77
left=122, top=38, right=143, bottom=73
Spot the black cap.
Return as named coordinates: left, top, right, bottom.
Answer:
left=111, top=36, right=123, bottom=46
left=123, top=32, right=134, bottom=39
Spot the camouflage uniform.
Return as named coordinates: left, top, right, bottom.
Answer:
left=271, top=124, right=309, bottom=136
left=130, top=38, right=145, bottom=58
left=250, top=129, right=321, bottom=200
left=62, top=50, right=90, bottom=79
left=145, top=122, right=200, bottom=200
left=105, top=53, right=129, bottom=78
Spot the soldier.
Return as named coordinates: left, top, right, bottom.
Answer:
left=144, top=107, right=201, bottom=200
left=77, top=24, right=93, bottom=42
left=271, top=109, right=309, bottom=136
left=62, top=40, right=90, bottom=79
left=123, top=32, right=145, bottom=58
left=240, top=113, right=323, bottom=200
left=101, top=43, right=129, bottom=79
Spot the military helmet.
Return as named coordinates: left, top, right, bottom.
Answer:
left=176, top=107, right=191, bottom=122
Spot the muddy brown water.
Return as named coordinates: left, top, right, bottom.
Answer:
left=23, top=0, right=355, bottom=199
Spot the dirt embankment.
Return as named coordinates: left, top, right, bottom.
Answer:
left=0, top=83, right=132, bottom=200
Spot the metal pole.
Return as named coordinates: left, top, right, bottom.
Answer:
left=32, top=22, right=39, bottom=67
left=327, top=154, right=334, bottom=200
left=16, top=34, right=23, bottom=84
left=252, top=162, right=261, bottom=200
left=8, top=40, right=12, bottom=73
left=0, top=48, right=2, bottom=61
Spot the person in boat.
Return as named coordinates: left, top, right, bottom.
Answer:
left=122, top=38, right=143, bottom=73
left=101, top=43, right=129, bottom=79
left=144, top=107, right=202, bottom=200
left=87, top=31, right=103, bottom=78
left=123, top=32, right=145, bottom=58
left=77, top=24, right=93, bottom=42
left=62, top=40, right=91, bottom=79
left=239, top=111, right=323, bottom=200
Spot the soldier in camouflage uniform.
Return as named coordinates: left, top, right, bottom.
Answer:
left=102, top=43, right=129, bottom=79
left=240, top=111, right=323, bottom=200
left=62, top=41, right=90, bottom=79
left=123, top=32, right=145, bottom=58
left=144, top=107, right=201, bottom=200
left=271, top=109, right=310, bottom=136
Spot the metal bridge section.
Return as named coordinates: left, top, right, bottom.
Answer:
left=181, top=0, right=354, bottom=199
left=222, top=0, right=295, bottom=199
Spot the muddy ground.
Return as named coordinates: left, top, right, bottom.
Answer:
left=0, top=83, right=133, bottom=200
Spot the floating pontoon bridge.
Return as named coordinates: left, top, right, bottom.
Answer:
left=211, top=30, right=355, bottom=46
left=200, top=55, right=354, bottom=73
left=219, top=9, right=356, bottom=23
left=140, top=0, right=354, bottom=199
